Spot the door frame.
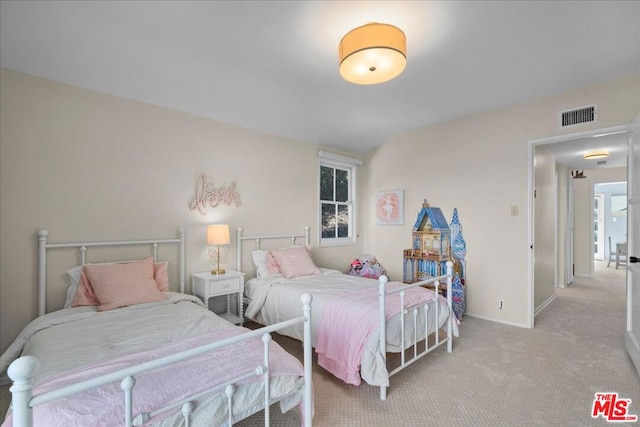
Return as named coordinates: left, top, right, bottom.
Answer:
left=566, top=173, right=574, bottom=286
left=594, top=192, right=605, bottom=261
left=625, top=114, right=640, bottom=376
left=527, top=124, right=630, bottom=328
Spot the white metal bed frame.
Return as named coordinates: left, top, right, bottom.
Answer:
left=7, top=229, right=314, bottom=427
left=236, top=227, right=454, bottom=400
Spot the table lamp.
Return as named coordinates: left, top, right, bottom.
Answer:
left=207, top=224, right=230, bottom=275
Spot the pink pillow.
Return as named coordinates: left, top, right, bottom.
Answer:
left=71, top=260, right=170, bottom=307
left=269, top=246, right=321, bottom=279
left=70, top=269, right=99, bottom=307
left=266, top=251, right=281, bottom=275
left=83, top=257, right=167, bottom=311
left=266, top=246, right=312, bottom=275
left=153, top=261, right=170, bottom=292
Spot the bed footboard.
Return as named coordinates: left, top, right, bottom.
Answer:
left=7, top=295, right=314, bottom=427
left=377, top=261, right=454, bottom=400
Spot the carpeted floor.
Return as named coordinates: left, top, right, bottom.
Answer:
left=2, top=262, right=638, bottom=426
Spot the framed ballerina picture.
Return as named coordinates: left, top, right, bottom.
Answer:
left=375, top=189, right=404, bottom=225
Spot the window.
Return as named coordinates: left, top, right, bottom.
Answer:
left=318, top=151, right=361, bottom=247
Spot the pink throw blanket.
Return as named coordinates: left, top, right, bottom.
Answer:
left=315, top=282, right=436, bottom=385
left=3, top=328, right=303, bottom=427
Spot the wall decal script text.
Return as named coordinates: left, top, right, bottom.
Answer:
left=190, top=173, right=241, bottom=215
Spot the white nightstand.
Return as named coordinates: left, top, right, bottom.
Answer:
left=192, top=270, right=245, bottom=325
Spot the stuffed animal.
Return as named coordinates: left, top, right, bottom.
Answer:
left=350, top=259, right=363, bottom=274
left=348, top=255, right=385, bottom=279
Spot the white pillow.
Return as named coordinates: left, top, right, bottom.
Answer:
left=251, top=250, right=269, bottom=278
left=64, top=265, right=84, bottom=308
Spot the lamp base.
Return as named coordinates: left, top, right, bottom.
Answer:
left=211, top=268, right=226, bottom=275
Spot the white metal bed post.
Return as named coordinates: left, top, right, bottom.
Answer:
left=7, top=355, right=39, bottom=427
left=262, top=334, right=271, bottom=427
left=37, top=229, right=48, bottom=317
left=445, top=261, right=453, bottom=352
left=303, top=226, right=310, bottom=247
left=179, top=227, right=186, bottom=294
left=378, top=275, right=388, bottom=401
left=237, top=227, right=244, bottom=271
left=301, top=293, right=313, bottom=427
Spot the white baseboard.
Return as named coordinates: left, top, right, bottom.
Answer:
left=535, top=294, right=556, bottom=316
left=464, top=313, right=530, bottom=329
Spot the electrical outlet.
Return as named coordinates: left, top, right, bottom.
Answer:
left=499, top=300, right=503, bottom=310
left=510, top=205, right=519, bottom=216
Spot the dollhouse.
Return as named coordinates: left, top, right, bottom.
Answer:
left=403, top=200, right=467, bottom=319
left=403, top=199, right=451, bottom=282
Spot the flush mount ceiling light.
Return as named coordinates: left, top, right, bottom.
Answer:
left=339, top=23, right=407, bottom=85
left=583, top=149, right=609, bottom=160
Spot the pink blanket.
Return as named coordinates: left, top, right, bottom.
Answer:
left=315, top=282, right=436, bottom=385
left=3, top=327, right=303, bottom=427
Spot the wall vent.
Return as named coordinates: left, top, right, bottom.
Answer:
left=596, top=160, right=607, bottom=167
left=560, top=104, right=597, bottom=127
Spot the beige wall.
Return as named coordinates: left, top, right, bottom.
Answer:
left=572, top=167, right=628, bottom=276
left=0, top=68, right=364, bottom=354
left=363, top=73, right=639, bottom=326
left=1, top=67, right=638, bottom=356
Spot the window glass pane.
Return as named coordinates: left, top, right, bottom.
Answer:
left=322, top=203, right=335, bottom=238
left=337, top=205, right=349, bottom=238
left=319, top=154, right=358, bottom=246
left=320, top=166, right=334, bottom=201
left=335, top=169, right=349, bottom=202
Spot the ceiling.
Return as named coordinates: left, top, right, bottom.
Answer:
left=543, top=131, right=629, bottom=170
left=1, top=1, right=638, bottom=158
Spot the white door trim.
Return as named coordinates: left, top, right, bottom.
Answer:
left=594, top=193, right=605, bottom=261
left=527, top=124, right=629, bottom=329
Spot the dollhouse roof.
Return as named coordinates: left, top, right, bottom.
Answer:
left=412, top=207, right=450, bottom=232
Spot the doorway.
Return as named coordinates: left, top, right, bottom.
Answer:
left=527, top=124, right=630, bottom=328
left=594, top=182, right=628, bottom=271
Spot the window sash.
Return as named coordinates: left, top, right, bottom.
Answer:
left=318, top=152, right=359, bottom=247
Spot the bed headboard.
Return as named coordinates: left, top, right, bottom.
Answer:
left=37, top=228, right=186, bottom=316
left=236, top=226, right=310, bottom=275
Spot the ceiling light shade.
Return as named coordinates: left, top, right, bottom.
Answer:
left=583, top=149, right=609, bottom=160
left=339, top=23, right=406, bottom=85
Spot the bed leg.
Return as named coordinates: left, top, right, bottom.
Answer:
left=302, top=293, right=313, bottom=427
left=380, top=386, right=387, bottom=400
left=446, top=260, right=453, bottom=353
left=8, top=356, right=39, bottom=427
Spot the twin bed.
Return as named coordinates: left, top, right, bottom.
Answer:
left=2, top=226, right=458, bottom=426
left=237, top=227, right=458, bottom=400
left=1, top=229, right=312, bottom=427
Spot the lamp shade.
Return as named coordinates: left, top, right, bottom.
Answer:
left=207, top=224, right=230, bottom=245
left=583, top=149, right=609, bottom=160
left=339, top=23, right=406, bottom=85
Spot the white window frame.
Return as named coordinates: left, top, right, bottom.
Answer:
left=318, top=151, right=361, bottom=247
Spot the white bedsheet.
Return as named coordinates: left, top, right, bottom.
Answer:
left=245, top=270, right=458, bottom=386
left=1, top=292, right=304, bottom=426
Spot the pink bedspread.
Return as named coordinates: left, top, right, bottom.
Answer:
left=3, top=327, right=303, bottom=427
left=315, top=282, right=437, bottom=386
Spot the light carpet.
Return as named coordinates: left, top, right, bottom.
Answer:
left=2, top=263, right=638, bottom=426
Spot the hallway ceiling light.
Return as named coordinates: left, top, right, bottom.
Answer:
left=339, top=23, right=406, bottom=85
left=583, top=149, right=609, bottom=160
